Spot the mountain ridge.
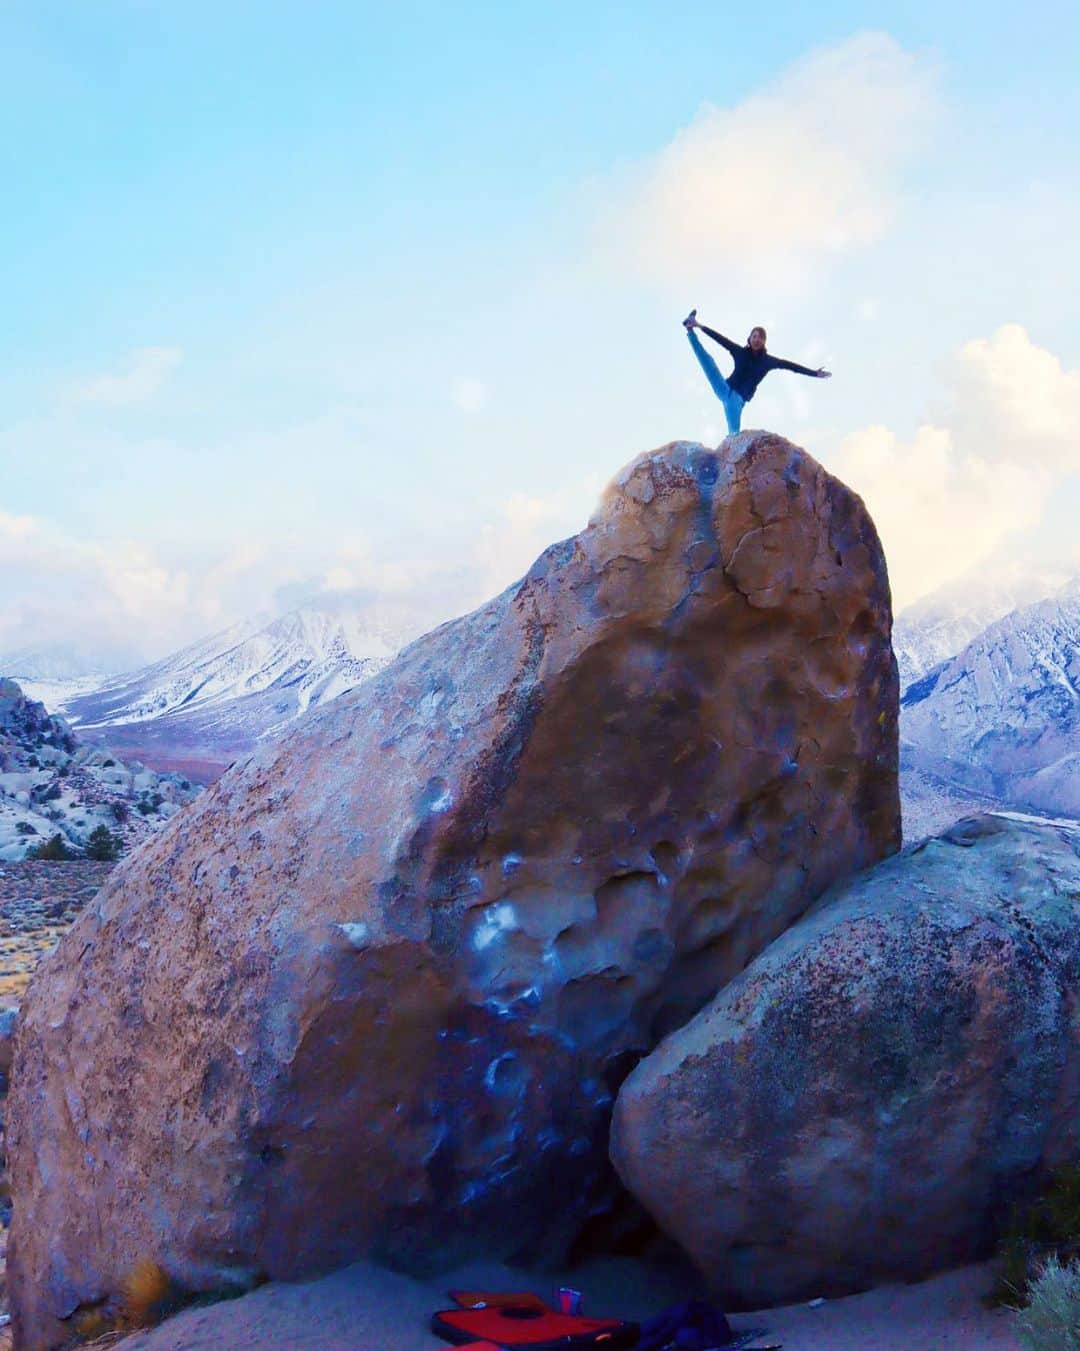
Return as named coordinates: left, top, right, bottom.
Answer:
left=39, top=605, right=403, bottom=776
left=901, top=585, right=1080, bottom=816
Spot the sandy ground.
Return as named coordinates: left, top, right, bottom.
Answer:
left=0, top=860, right=112, bottom=1001
left=109, top=1257, right=1021, bottom=1350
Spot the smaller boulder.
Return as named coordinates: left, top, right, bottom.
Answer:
left=611, top=815, right=1080, bottom=1307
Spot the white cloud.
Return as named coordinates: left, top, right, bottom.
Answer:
left=0, top=504, right=281, bottom=662
left=70, top=347, right=183, bottom=406
left=453, top=378, right=489, bottom=412
left=831, top=326, right=1079, bottom=609
left=0, top=510, right=195, bottom=660
left=0, top=509, right=39, bottom=541
left=5, top=323, right=1073, bottom=663
left=602, top=31, right=939, bottom=288
left=475, top=478, right=603, bottom=597
left=0, top=482, right=600, bottom=666
left=832, top=424, right=1046, bottom=610
left=950, top=324, right=1080, bottom=471
left=323, top=565, right=356, bottom=592
left=98, top=541, right=191, bottom=616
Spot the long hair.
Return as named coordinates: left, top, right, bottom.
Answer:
left=748, top=325, right=767, bottom=347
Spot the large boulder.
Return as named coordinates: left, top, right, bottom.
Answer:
left=8, top=434, right=899, bottom=1349
left=611, top=813, right=1080, bottom=1308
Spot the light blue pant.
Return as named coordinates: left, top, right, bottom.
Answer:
left=687, top=330, right=744, bottom=433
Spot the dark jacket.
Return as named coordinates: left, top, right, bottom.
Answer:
left=700, top=324, right=819, bottom=402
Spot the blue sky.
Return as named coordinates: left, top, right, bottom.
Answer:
left=2, top=3, right=1079, bottom=661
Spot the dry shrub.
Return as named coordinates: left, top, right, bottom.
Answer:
left=70, top=1258, right=177, bottom=1342
left=120, top=1258, right=174, bottom=1327
left=1011, top=1256, right=1080, bottom=1351
left=72, top=1257, right=261, bottom=1343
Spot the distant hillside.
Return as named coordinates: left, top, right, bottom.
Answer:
left=892, top=570, right=1068, bottom=690
left=901, top=584, right=1080, bottom=817
left=0, top=640, right=136, bottom=684
left=55, top=606, right=401, bottom=778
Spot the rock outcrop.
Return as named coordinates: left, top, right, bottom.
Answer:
left=0, top=679, right=76, bottom=762
left=8, top=434, right=899, bottom=1349
left=611, top=814, right=1080, bottom=1308
left=0, top=679, right=200, bottom=862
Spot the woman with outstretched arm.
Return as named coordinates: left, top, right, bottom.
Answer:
left=682, top=308, right=831, bottom=434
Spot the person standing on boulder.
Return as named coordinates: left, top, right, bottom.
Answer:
left=682, top=309, right=831, bottom=434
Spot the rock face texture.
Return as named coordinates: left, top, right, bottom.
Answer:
left=8, top=434, right=899, bottom=1349
left=611, top=814, right=1080, bottom=1309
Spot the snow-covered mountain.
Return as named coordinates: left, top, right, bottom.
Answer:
left=0, top=640, right=133, bottom=682
left=900, top=583, right=1080, bottom=817
left=56, top=607, right=401, bottom=777
left=0, top=640, right=137, bottom=713
left=892, top=569, right=1069, bottom=690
